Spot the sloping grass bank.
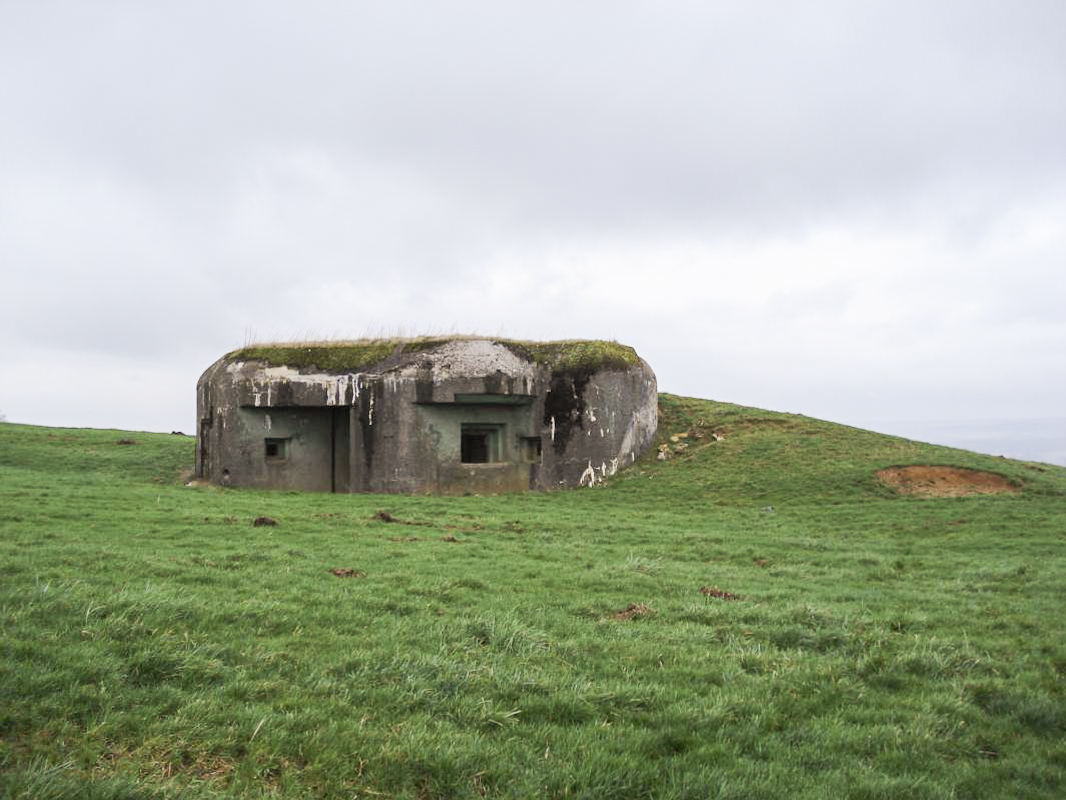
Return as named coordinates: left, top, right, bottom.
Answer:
left=1, top=396, right=1064, bottom=799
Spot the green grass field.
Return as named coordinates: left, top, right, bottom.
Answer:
left=2, top=394, right=1064, bottom=799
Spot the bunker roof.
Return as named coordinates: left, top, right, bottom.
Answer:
left=223, top=338, right=641, bottom=374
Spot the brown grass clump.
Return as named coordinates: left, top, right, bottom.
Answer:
left=329, top=568, right=366, bottom=578
left=700, top=586, right=741, bottom=600
left=609, top=603, right=655, bottom=621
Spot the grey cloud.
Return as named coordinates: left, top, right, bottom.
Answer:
left=2, top=1, right=1064, bottom=436
left=5, top=2, right=1064, bottom=234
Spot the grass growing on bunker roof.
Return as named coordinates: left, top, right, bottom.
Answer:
left=226, top=337, right=641, bottom=373
left=495, top=339, right=640, bottom=372
left=225, top=338, right=435, bottom=371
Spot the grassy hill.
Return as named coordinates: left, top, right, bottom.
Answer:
left=2, top=395, right=1064, bottom=799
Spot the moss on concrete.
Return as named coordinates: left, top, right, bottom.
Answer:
left=495, top=339, right=639, bottom=373
left=226, top=338, right=640, bottom=373
left=225, top=338, right=449, bottom=372
left=227, top=343, right=396, bottom=372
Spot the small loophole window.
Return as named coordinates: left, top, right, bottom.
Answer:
left=265, top=438, right=289, bottom=462
left=461, top=425, right=501, bottom=463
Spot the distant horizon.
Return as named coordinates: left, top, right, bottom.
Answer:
left=3, top=3, right=1065, bottom=448
left=860, top=416, right=1066, bottom=468
left=4, top=409, right=1063, bottom=469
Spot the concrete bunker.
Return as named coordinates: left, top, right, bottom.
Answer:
left=195, top=338, right=657, bottom=494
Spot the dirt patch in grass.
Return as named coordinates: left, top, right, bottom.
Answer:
left=329, top=568, right=366, bottom=578
left=700, top=586, right=741, bottom=600
left=373, top=510, right=482, bottom=534
left=372, top=511, right=433, bottom=527
left=876, top=466, right=1021, bottom=497
left=609, top=603, right=655, bottom=621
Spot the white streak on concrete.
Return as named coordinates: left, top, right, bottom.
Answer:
left=579, top=461, right=597, bottom=487
left=327, top=375, right=352, bottom=406
left=264, top=414, right=271, bottom=431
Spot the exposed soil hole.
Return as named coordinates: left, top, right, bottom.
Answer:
left=115, top=438, right=138, bottom=446
left=609, top=603, right=655, bottom=621
left=252, top=516, right=278, bottom=526
left=876, top=466, right=1021, bottom=497
left=372, top=511, right=399, bottom=523
left=329, top=568, right=366, bottom=578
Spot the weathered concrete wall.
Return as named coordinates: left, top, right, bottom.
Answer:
left=196, top=338, right=657, bottom=494
left=536, top=362, right=659, bottom=488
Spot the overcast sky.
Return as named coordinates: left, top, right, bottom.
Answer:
left=2, top=2, right=1064, bottom=455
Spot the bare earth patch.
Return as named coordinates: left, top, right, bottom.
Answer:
left=700, top=586, right=742, bottom=600
left=876, top=466, right=1021, bottom=497
left=608, top=603, right=655, bottom=621
left=329, top=568, right=366, bottom=578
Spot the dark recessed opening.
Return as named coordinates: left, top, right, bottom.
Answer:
left=265, top=438, right=289, bottom=462
left=462, top=432, right=490, bottom=463
left=461, top=425, right=501, bottom=463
